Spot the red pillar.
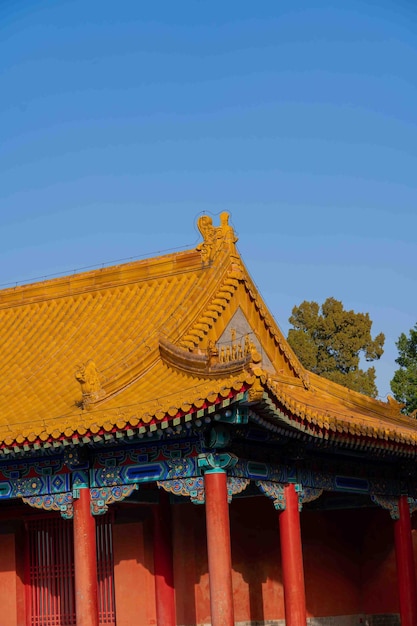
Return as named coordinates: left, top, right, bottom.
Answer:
left=394, top=495, right=417, bottom=626
left=279, top=483, right=307, bottom=626
left=153, top=490, right=176, bottom=626
left=73, top=488, right=99, bottom=626
left=204, top=469, right=234, bottom=626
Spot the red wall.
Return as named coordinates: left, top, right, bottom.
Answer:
left=361, top=507, right=400, bottom=614
left=111, top=496, right=402, bottom=625
left=0, top=531, right=25, bottom=626
left=0, top=534, right=17, bottom=626
left=0, top=492, right=402, bottom=626
left=172, top=497, right=284, bottom=624
left=302, top=509, right=362, bottom=617
left=171, top=497, right=401, bottom=623
left=230, top=497, right=284, bottom=622
left=173, top=502, right=210, bottom=626
left=113, top=516, right=156, bottom=626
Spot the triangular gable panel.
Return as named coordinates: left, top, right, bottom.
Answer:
left=218, top=307, right=275, bottom=374
left=179, top=261, right=309, bottom=390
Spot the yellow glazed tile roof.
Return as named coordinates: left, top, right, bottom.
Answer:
left=262, top=372, right=417, bottom=451
left=0, top=211, right=415, bottom=453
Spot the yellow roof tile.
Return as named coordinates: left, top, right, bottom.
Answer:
left=0, top=211, right=415, bottom=452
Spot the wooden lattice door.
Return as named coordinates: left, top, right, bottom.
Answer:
left=26, top=514, right=115, bottom=626
left=96, top=515, right=116, bottom=626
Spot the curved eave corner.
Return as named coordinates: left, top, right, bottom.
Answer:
left=253, top=376, right=417, bottom=457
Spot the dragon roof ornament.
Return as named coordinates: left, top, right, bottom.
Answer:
left=196, top=211, right=238, bottom=265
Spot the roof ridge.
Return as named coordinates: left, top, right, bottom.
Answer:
left=0, top=247, right=205, bottom=309
left=0, top=212, right=240, bottom=309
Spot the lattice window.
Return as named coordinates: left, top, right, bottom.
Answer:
left=26, top=515, right=115, bottom=626
left=27, top=517, right=75, bottom=626
left=96, top=515, right=116, bottom=625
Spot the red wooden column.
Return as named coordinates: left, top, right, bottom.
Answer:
left=394, top=495, right=417, bottom=626
left=73, top=487, right=99, bottom=626
left=153, top=489, right=176, bottom=626
left=279, top=483, right=307, bottom=626
left=204, top=468, right=235, bottom=626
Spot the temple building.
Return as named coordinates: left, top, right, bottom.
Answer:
left=0, top=212, right=416, bottom=626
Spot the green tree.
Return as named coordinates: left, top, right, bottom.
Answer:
left=287, top=297, right=385, bottom=397
left=390, top=324, right=417, bottom=415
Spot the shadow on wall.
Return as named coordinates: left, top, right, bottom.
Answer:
left=112, top=492, right=402, bottom=626
left=172, top=494, right=283, bottom=625
left=230, top=496, right=283, bottom=624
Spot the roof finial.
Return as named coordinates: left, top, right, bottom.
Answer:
left=196, top=212, right=238, bottom=265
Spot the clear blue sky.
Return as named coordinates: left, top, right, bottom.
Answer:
left=1, top=0, right=416, bottom=398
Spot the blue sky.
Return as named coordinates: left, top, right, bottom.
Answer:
left=1, top=0, right=416, bottom=398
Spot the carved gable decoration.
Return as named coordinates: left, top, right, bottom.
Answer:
left=159, top=333, right=259, bottom=378
left=219, top=308, right=274, bottom=373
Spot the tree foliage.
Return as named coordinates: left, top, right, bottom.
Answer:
left=287, top=297, right=385, bottom=397
left=390, top=324, right=417, bottom=415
